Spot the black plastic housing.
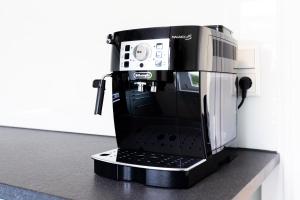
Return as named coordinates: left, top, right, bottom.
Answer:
left=92, top=25, right=238, bottom=189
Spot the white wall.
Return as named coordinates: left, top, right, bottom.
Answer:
left=0, top=0, right=281, bottom=141
left=276, top=0, right=300, bottom=199
left=0, top=0, right=115, bottom=135
left=0, top=0, right=293, bottom=199
left=0, top=0, right=242, bottom=136
left=235, top=0, right=280, bottom=151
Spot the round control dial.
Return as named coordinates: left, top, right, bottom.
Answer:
left=133, top=43, right=151, bottom=61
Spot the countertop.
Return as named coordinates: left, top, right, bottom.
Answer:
left=0, top=126, right=279, bottom=200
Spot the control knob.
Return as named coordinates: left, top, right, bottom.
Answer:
left=133, top=43, right=151, bottom=61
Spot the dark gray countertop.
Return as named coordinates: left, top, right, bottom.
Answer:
left=0, top=126, right=279, bottom=200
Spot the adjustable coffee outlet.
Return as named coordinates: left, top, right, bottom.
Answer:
left=134, top=82, right=146, bottom=92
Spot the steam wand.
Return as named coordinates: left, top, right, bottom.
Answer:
left=93, top=73, right=112, bottom=115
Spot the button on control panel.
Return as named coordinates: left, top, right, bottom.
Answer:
left=124, top=61, right=129, bottom=68
left=125, top=45, right=130, bottom=51
left=156, top=51, right=162, bottom=58
left=156, top=43, right=163, bottom=49
left=120, top=39, right=169, bottom=71
left=155, top=60, right=162, bottom=67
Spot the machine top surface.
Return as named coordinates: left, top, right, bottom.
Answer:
left=113, top=25, right=233, bottom=36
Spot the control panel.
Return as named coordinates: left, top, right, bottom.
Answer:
left=119, top=39, right=169, bottom=71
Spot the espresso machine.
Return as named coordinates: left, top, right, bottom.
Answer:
left=92, top=25, right=238, bottom=188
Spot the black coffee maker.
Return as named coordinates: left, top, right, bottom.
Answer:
left=92, top=25, right=237, bottom=188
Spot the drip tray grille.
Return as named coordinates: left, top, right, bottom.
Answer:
left=92, top=148, right=204, bottom=169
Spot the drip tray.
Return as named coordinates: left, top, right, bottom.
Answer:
left=92, top=148, right=205, bottom=171
left=92, top=148, right=235, bottom=188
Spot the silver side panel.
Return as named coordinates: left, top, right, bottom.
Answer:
left=222, top=39, right=236, bottom=73
left=206, top=35, right=214, bottom=71
left=198, top=27, right=213, bottom=71
left=215, top=73, right=222, bottom=150
left=220, top=73, right=237, bottom=145
left=201, top=72, right=237, bottom=154
left=208, top=29, right=237, bottom=73
left=201, top=73, right=217, bottom=150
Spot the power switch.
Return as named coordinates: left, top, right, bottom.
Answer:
left=125, top=45, right=130, bottom=51
left=124, top=61, right=129, bottom=68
